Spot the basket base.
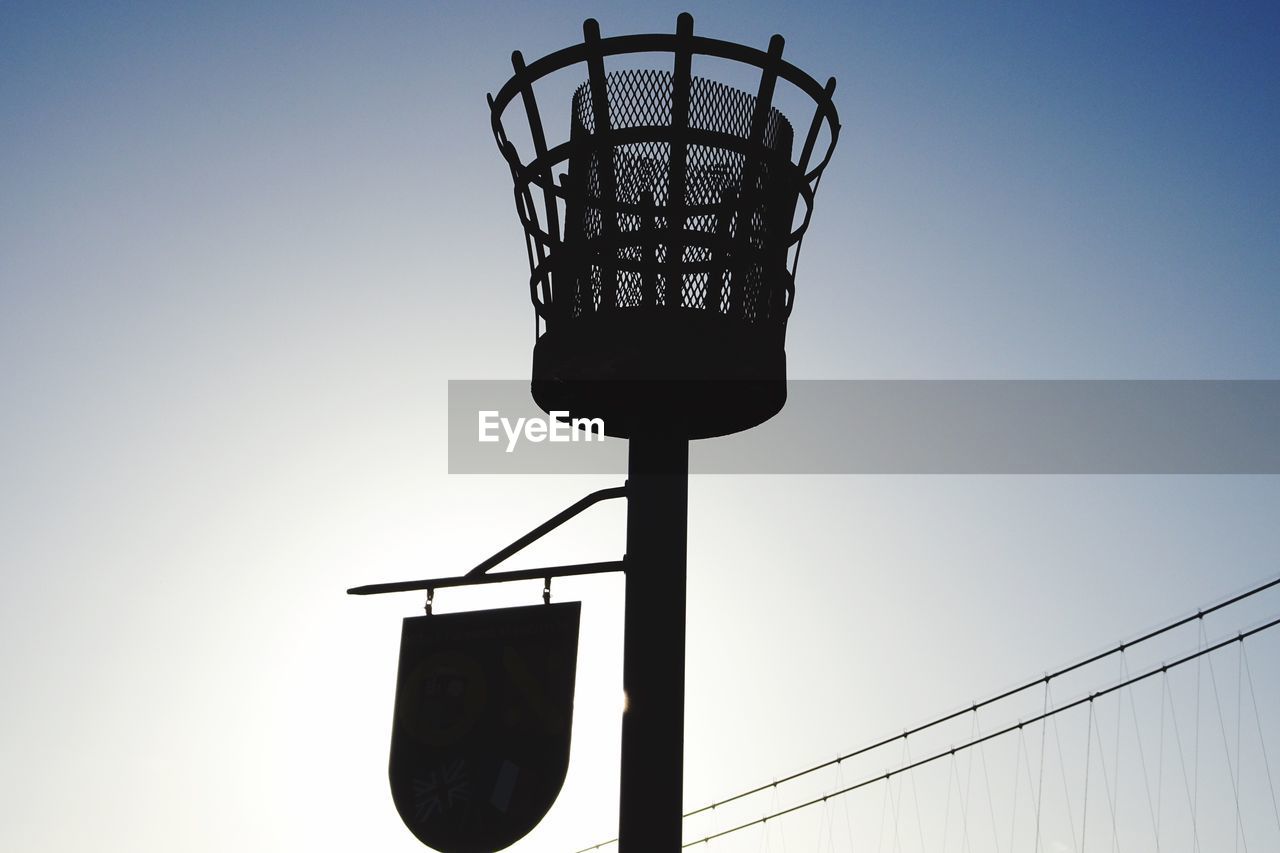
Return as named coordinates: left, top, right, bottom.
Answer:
left=531, top=309, right=786, bottom=439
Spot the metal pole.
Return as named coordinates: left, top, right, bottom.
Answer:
left=619, top=432, right=689, bottom=852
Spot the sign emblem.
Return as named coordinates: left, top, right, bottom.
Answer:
left=389, top=602, right=581, bottom=852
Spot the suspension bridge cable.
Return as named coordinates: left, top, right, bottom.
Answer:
left=1125, top=653, right=1161, bottom=848
left=1081, top=698, right=1093, bottom=852
left=572, top=573, right=1280, bottom=853
left=1163, top=669, right=1202, bottom=853
left=1033, top=680, right=1049, bottom=853
left=1235, top=643, right=1246, bottom=853
left=680, top=614, right=1280, bottom=848
left=1047, top=686, right=1080, bottom=853
left=680, top=573, right=1280, bottom=819
left=1207, top=647, right=1250, bottom=852
left=1242, top=643, right=1280, bottom=834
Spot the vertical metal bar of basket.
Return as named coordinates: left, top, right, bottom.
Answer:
left=796, top=76, right=836, bottom=178
left=511, top=150, right=551, bottom=325
left=512, top=51, right=562, bottom=313
left=619, top=432, right=688, bottom=853
left=564, top=103, right=598, bottom=325
left=787, top=76, right=838, bottom=294
left=583, top=19, right=619, bottom=312
left=726, top=34, right=784, bottom=320
left=490, top=91, right=550, bottom=328
left=666, top=12, right=693, bottom=310
left=706, top=186, right=737, bottom=314
left=640, top=190, right=658, bottom=305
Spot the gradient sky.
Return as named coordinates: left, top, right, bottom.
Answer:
left=3, top=2, right=1280, bottom=851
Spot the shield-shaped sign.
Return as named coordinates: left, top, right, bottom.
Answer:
left=389, top=602, right=581, bottom=852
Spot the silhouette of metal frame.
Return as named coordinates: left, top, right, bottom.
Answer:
left=347, top=486, right=627, bottom=597
left=489, top=13, right=841, bottom=439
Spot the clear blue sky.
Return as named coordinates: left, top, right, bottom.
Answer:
left=3, top=2, right=1279, bottom=851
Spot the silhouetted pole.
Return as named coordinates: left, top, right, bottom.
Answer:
left=489, top=15, right=840, bottom=849
left=619, top=433, right=689, bottom=851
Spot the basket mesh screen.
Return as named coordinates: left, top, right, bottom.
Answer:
left=561, top=69, right=795, bottom=325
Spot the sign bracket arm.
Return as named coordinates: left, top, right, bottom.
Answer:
left=347, top=484, right=628, bottom=596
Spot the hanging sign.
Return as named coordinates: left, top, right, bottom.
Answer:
left=388, top=602, right=581, bottom=852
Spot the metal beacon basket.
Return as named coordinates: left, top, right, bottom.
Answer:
left=490, top=13, right=839, bottom=439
